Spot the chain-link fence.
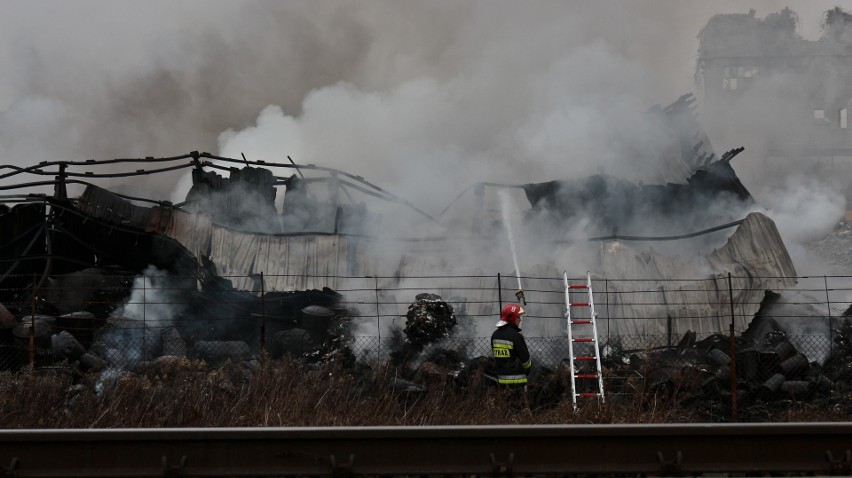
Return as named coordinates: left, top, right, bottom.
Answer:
left=1, top=271, right=851, bottom=411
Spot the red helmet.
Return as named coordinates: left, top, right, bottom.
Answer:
left=498, top=303, right=525, bottom=326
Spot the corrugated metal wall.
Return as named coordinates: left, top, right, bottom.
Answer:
left=75, top=185, right=798, bottom=338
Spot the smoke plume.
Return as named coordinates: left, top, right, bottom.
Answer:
left=0, top=1, right=847, bottom=272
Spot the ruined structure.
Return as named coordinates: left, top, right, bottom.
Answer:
left=0, top=88, right=808, bottom=379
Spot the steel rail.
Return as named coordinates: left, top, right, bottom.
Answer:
left=0, top=423, right=850, bottom=477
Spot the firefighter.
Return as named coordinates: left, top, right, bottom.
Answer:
left=484, top=303, right=532, bottom=386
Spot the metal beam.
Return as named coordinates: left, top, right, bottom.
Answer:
left=0, top=424, right=849, bottom=476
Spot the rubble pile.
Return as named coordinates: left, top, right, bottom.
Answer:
left=599, top=323, right=852, bottom=417
left=312, top=309, right=356, bottom=367
left=386, top=293, right=457, bottom=371
left=379, top=312, right=852, bottom=418
left=3, top=277, right=851, bottom=421
left=402, top=293, right=457, bottom=351
left=0, top=280, right=354, bottom=380
left=823, top=317, right=852, bottom=389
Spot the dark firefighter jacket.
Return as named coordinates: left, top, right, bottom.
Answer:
left=485, top=323, right=532, bottom=385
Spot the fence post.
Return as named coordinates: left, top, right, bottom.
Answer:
left=659, top=285, right=671, bottom=348
left=29, top=273, right=36, bottom=371
left=142, top=274, right=147, bottom=362
left=727, top=272, right=737, bottom=422
left=260, top=272, right=266, bottom=357
left=824, top=275, right=833, bottom=358
left=374, top=276, right=381, bottom=358
left=605, top=277, right=610, bottom=344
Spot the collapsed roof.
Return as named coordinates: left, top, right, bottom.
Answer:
left=523, top=147, right=750, bottom=238
left=519, top=94, right=751, bottom=239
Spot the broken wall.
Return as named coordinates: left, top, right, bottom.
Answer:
left=600, top=212, right=796, bottom=337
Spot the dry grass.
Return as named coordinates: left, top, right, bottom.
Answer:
left=0, top=359, right=844, bottom=428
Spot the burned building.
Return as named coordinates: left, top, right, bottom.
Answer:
left=0, top=86, right=812, bottom=378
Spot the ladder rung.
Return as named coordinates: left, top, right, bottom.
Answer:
left=570, top=302, right=590, bottom=307
left=573, top=338, right=594, bottom=343
left=571, top=319, right=592, bottom=325
left=567, top=285, right=587, bottom=289
left=577, top=392, right=601, bottom=397
left=575, top=374, right=598, bottom=379
left=574, top=355, right=597, bottom=361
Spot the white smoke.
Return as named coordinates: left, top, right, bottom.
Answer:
left=758, top=176, right=846, bottom=244
left=114, top=265, right=179, bottom=327
left=104, top=265, right=187, bottom=364
left=1, top=0, right=848, bottom=271
left=213, top=41, right=661, bottom=215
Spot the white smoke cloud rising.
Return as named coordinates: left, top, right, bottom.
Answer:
left=113, top=265, right=180, bottom=329
left=101, top=265, right=185, bottom=364
left=1, top=0, right=848, bottom=271
left=759, top=175, right=846, bottom=244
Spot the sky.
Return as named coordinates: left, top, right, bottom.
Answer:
left=0, top=1, right=847, bottom=248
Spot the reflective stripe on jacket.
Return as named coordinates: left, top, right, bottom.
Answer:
left=484, top=373, right=528, bottom=385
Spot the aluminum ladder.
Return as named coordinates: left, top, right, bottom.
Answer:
left=563, top=271, right=605, bottom=409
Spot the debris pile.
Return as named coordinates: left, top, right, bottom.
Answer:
left=378, top=305, right=852, bottom=418
left=402, top=293, right=457, bottom=351
left=387, top=293, right=458, bottom=372
left=520, top=93, right=750, bottom=239
left=601, top=321, right=852, bottom=418
left=522, top=148, right=751, bottom=238
left=0, top=276, right=354, bottom=380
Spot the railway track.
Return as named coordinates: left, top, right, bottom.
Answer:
left=0, top=423, right=850, bottom=477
